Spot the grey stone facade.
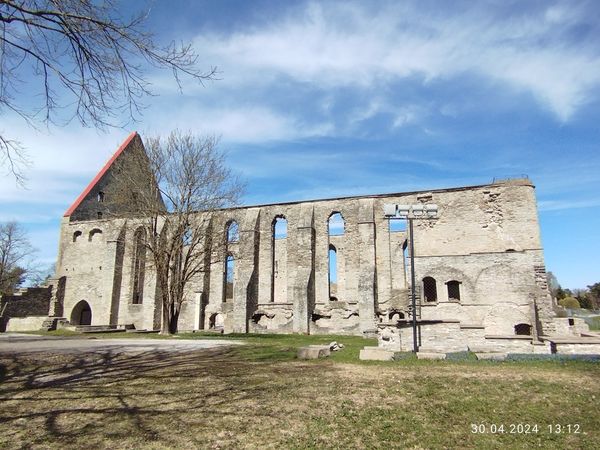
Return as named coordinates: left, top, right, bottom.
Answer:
left=42, top=132, right=599, bottom=354
left=48, top=132, right=562, bottom=340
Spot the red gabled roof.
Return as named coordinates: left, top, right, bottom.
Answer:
left=64, top=131, right=139, bottom=217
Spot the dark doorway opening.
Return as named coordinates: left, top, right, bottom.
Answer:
left=71, top=300, right=92, bottom=325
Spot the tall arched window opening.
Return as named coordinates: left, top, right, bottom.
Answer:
left=132, top=227, right=146, bottom=304
left=271, top=216, right=288, bottom=303
left=328, top=212, right=345, bottom=301
left=423, top=277, right=438, bottom=302
left=328, top=213, right=345, bottom=236
left=226, top=220, right=239, bottom=243
left=224, top=254, right=234, bottom=301
left=329, top=244, right=338, bottom=300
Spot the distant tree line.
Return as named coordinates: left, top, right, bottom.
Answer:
left=547, top=271, right=600, bottom=310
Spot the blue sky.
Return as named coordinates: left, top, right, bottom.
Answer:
left=1, top=0, right=599, bottom=289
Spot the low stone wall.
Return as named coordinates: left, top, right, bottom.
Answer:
left=0, top=287, right=52, bottom=317
left=551, top=317, right=590, bottom=336
left=477, top=336, right=535, bottom=353
left=249, top=304, right=294, bottom=333
left=554, top=343, right=600, bottom=355
left=5, top=316, right=47, bottom=331
left=377, top=321, right=542, bottom=354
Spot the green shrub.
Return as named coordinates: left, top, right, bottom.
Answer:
left=586, top=316, right=600, bottom=331
left=558, top=296, right=580, bottom=309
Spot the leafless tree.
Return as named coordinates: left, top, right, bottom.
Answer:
left=113, top=131, right=244, bottom=334
left=0, top=221, right=36, bottom=295
left=0, top=0, right=216, bottom=184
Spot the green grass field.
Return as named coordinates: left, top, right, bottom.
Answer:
left=1, top=332, right=599, bottom=449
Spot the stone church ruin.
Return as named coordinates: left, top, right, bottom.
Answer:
left=2, top=132, right=599, bottom=357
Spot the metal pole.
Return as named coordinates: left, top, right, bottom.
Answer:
left=409, top=217, right=418, bottom=353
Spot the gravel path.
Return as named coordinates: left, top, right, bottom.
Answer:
left=0, top=333, right=242, bottom=354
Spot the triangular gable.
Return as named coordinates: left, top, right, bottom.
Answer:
left=64, top=131, right=138, bottom=217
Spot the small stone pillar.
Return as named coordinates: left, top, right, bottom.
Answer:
left=232, top=209, right=260, bottom=333
left=357, top=199, right=377, bottom=335
left=289, top=204, right=315, bottom=333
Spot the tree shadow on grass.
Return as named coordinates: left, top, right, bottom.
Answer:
left=0, top=346, right=335, bottom=447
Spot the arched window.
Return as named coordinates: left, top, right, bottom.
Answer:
left=447, top=280, right=461, bottom=301
left=514, top=323, right=532, bottom=335
left=132, top=228, right=146, bottom=304
left=209, top=313, right=224, bottom=330
left=329, top=244, right=338, bottom=300
left=328, top=212, right=345, bottom=236
left=89, top=228, right=103, bottom=242
left=224, top=254, right=234, bottom=301
left=226, top=220, right=239, bottom=243
left=73, top=231, right=82, bottom=242
left=423, top=277, right=437, bottom=302
left=388, top=311, right=405, bottom=321
left=97, top=191, right=105, bottom=203
left=271, top=216, right=288, bottom=302
left=273, top=216, right=287, bottom=239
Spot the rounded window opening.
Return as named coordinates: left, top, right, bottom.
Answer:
left=72, top=231, right=82, bottom=242
left=388, top=311, right=405, bottom=322
left=328, top=212, right=345, bottom=236
left=273, top=216, right=287, bottom=239
left=70, top=300, right=92, bottom=326
left=97, top=191, right=105, bottom=203
left=422, top=277, right=438, bottom=302
left=89, top=228, right=103, bottom=242
left=208, top=313, right=224, bottom=330
left=514, top=323, right=532, bottom=336
left=226, top=220, right=239, bottom=243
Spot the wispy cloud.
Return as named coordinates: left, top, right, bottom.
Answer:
left=538, top=199, right=600, bottom=212
left=143, top=104, right=334, bottom=144
left=189, top=1, right=600, bottom=122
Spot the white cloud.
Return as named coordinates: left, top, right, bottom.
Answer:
left=190, top=1, right=600, bottom=121
left=0, top=118, right=128, bottom=205
left=144, top=104, right=333, bottom=144
left=538, top=199, right=600, bottom=212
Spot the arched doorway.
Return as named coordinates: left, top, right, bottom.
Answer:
left=71, top=300, right=92, bottom=325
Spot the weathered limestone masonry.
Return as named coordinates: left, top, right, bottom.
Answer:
left=28, top=132, right=599, bottom=355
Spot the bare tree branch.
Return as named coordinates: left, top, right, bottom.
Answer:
left=0, top=0, right=217, bottom=182
left=109, top=130, right=245, bottom=334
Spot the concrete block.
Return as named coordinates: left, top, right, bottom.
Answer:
left=475, top=352, right=507, bottom=360
left=298, top=345, right=330, bottom=359
left=359, top=346, right=396, bottom=361
left=416, top=352, right=446, bottom=360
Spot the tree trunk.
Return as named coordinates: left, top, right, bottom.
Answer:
left=160, top=298, right=181, bottom=334
left=161, top=299, right=172, bottom=334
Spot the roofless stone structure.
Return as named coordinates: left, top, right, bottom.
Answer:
left=4, top=133, right=598, bottom=357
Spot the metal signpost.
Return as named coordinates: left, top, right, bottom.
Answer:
left=383, top=203, right=438, bottom=353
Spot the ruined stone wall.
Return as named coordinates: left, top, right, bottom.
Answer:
left=56, top=179, right=554, bottom=337
left=0, top=287, right=52, bottom=318
left=56, top=217, right=159, bottom=330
